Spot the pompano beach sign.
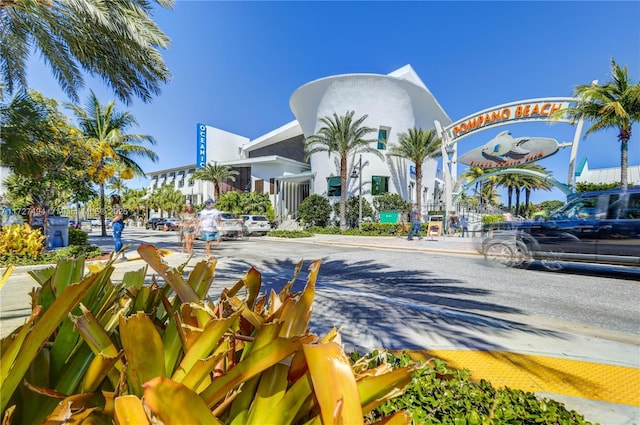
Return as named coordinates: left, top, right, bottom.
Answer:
left=447, top=98, right=574, bottom=142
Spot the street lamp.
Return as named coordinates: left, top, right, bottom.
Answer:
left=350, top=154, right=363, bottom=230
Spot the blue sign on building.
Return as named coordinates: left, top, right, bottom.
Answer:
left=409, top=165, right=416, bottom=176
left=196, top=123, right=207, bottom=168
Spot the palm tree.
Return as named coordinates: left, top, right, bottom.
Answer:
left=558, top=58, right=640, bottom=190
left=68, top=91, right=158, bottom=235
left=189, top=162, right=240, bottom=201
left=304, top=111, right=382, bottom=230
left=0, top=88, right=49, bottom=174
left=387, top=127, right=442, bottom=215
left=519, top=165, right=553, bottom=216
left=0, top=0, right=172, bottom=104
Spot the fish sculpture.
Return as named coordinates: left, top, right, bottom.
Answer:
left=481, top=131, right=531, bottom=162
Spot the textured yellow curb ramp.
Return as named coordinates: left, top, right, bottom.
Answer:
left=405, top=350, right=640, bottom=407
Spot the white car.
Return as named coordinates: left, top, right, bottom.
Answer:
left=240, top=215, right=270, bottom=236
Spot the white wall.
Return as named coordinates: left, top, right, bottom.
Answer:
left=205, top=126, right=249, bottom=163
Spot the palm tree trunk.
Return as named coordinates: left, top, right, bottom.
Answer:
left=620, top=134, right=629, bottom=190
left=525, top=189, right=531, bottom=217
left=100, top=183, right=107, bottom=237
left=515, top=188, right=521, bottom=217
left=415, top=164, right=423, bottom=215
left=339, top=156, right=347, bottom=230
left=507, top=186, right=513, bottom=211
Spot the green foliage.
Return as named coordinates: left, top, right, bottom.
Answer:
left=333, top=195, right=374, bottom=228
left=482, top=215, right=504, bottom=225
left=213, top=192, right=276, bottom=220
left=0, top=244, right=102, bottom=267
left=68, top=228, right=88, bottom=246
left=575, top=182, right=621, bottom=193
left=360, top=351, right=594, bottom=425
left=373, top=193, right=411, bottom=212
left=299, top=194, right=332, bottom=227
left=267, top=229, right=314, bottom=238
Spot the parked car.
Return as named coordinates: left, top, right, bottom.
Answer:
left=158, top=217, right=180, bottom=231
left=89, top=218, right=100, bottom=227
left=240, top=214, right=270, bottom=236
left=218, top=213, right=244, bottom=239
left=145, top=217, right=163, bottom=230
left=477, top=188, right=640, bottom=270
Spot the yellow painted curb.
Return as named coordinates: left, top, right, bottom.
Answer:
left=404, top=350, right=640, bottom=407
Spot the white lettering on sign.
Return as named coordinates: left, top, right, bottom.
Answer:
left=196, top=124, right=207, bottom=168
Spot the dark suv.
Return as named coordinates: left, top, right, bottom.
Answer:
left=145, top=217, right=163, bottom=230
left=477, top=187, right=640, bottom=270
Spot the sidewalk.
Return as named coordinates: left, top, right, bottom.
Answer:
left=2, top=231, right=638, bottom=424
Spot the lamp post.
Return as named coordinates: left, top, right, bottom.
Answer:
left=350, top=155, right=363, bottom=230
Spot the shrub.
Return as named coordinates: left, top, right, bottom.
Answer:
left=68, top=228, right=89, bottom=246
left=373, top=193, right=411, bottom=213
left=1, top=247, right=417, bottom=424
left=298, top=194, right=331, bottom=227
left=0, top=224, right=45, bottom=259
left=333, top=195, right=374, bottom=228
left=361, top=351, right=594, bottom=425
left=267, top=229, right=314, bottom=238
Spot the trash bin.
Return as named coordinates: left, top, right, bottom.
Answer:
left=47, top=216, right=69, bottom=249
left=379, top=210, right=400, bottom=224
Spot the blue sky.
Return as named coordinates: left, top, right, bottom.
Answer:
left=28, top=1, right=640, bottom=203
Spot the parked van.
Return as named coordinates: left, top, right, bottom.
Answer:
left=478, top=187, right=640, bottom=270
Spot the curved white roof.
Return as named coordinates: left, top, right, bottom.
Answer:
left=290, top=70, right=451, bottom=136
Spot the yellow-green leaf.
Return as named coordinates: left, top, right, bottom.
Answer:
left=357, top=365, right=417, bottom=414
left=143, top=377, right=223, bottom=425
left=303, top=342, right=363, bottom=425
left=119, top=312, right=167, bottom=397
left=114, top=395, right=150, bottom=425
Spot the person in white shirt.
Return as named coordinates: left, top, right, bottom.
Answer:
left=199, top=198, right=221, bottom=256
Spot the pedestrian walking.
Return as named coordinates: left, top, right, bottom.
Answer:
left=460, top=216, right=469, bottom=237
left=397, top=209, right=409, bottom=237
left=180, top=203, right=198, bottom=256
left=109, top=194, right=127, bottom=261
left=447, top=211, right=460, bottom=236
left=199, top=198, right=221, bottom=257
left=407, top=204, right=422, bottom=240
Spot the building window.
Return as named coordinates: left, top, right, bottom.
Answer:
left=270, top=178, right=276, bottom=194
left=327, top=176, right=341, bottom=197
left=377, top=127, right=389, bottom=150
left=372, top=176, right=389, bottom=195
left=178, top=179, right=184, bottom=188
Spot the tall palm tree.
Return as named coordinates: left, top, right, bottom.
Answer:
left=387, top=127, right=441, bottom=216
left=189, top=162, right=240, bottom=201
left=68, top=91, right=158, bottom=235
left=0, top=0, right=172, bottom=104
left=304, top=111, right=382, bottom=230
left=519, top=165, right=553, bottom=216
left=559, top=58, right=640, bottom=190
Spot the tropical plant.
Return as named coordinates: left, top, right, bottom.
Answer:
left=0, top=246, right=417, bottom=424
left=372, top=193, right=411, bottom=213
left=68, top=91, right=158, bottom=236
left=557, top=58, right=640, bottom=190
left=304, top=111, right=382, bottom=230
left=298, top=194, right=332, bottom=227
left=0, top=223, right=45, bottom=258
left=190, top=162, right=240, bottom=201
left=0, top=0, right=172, bottom=104
left=461, top=166, right=498, bottom=205
left=333, top=195, right=374, bottom=229
left=387, top=128, right=442, bottom=216
left=575, top=182, right=620, bottom=193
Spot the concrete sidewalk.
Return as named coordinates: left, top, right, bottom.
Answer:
left=1, top=231, right=638, bottom=424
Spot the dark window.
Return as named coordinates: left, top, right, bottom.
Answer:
left=270, top=178, right=276, bottom=194
left=372, top=176, right=389, bottom=195
left=377, top=128, right=388, bottom=150
left=255, top=179, right=264, bottom=193
left=327, top=176, right=341, bottom=197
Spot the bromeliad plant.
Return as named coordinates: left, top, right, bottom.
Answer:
left=1, top=244, right=416, bottom=424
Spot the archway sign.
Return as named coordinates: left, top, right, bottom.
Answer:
left=434, top=97, right=585, bottom=215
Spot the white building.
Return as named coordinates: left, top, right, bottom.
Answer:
left=147, top=64, right=453, bottom=220
left=575, top=158, right=640, bottom=186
